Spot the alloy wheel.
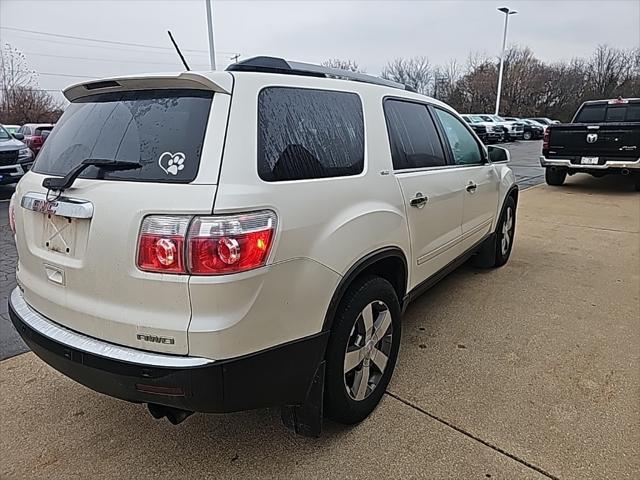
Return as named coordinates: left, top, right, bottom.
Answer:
left=343, top=301, right=392, bottom=401
left=501, top=206, right=514, bottom=255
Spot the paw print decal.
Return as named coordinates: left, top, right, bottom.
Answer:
left=158, top=152, right=186, bottom=176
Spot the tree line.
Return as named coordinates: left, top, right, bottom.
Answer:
left=325, top=44, right=640, bottom=121
left=0, top=44, right=63, bottom=125
left=1, top=43, right=638, bottom=126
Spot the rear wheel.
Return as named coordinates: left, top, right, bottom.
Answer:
left=523, top=131, right=532, bottom=140
left=324, top=276, right=401, bottom=424
left=494, top=196, right=516, bottom=267
left=634, top=176, right=640, bottom=192
left=545, top=168, right=566, bottom=186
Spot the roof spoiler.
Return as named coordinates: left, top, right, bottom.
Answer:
left=63, top=71, right=232, bottom=102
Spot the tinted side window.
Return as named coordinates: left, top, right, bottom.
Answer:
left=383, top=100, right=446, bottom=170
left=434, top=109, right=483, bottom=166
left=257, top=87, right=364, bottom=182
left=627, top=104, right=640, bottom=121
left=605, top=106, right=626, bottom=122
left=575, top=105, right=606, bottom=123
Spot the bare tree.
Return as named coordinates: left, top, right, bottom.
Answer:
left=586, top=45, right=632, bottom=97
left=381, top=56, right=433, bottom=94
left=0, top=44, right=62, bottom=124
left=433, top=59, right=461, bottom=101
left=321, top=58, right=364, bottom=73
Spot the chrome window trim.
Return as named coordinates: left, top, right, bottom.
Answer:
left=9, top=288, right=215, bottom=367
left=393, top=163, right=489, bottom=175
left=21, top=191, right=94, bottom=219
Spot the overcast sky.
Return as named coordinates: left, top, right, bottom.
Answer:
left=1, top=0, right=638, bottom=102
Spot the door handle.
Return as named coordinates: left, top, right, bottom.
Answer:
left=466, top=182, right=477, bottom=193
left=410, top=192, right=428, bottom=208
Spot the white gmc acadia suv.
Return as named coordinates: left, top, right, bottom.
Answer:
left=8, top=57, right=518, bottom=436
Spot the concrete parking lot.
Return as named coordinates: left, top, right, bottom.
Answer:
left=1, top=145, right=638, bottom=479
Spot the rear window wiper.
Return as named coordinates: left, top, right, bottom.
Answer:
left=42, top=159, right=142, bottom=192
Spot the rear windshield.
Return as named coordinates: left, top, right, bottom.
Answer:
left=35, top=126, right=53, bottom=136
left=33, top=89, right=213, bottom=183
left=574, top=103, right=640, bottom=123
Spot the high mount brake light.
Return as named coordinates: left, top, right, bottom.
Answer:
left=136, top=211, right=277, bottom=275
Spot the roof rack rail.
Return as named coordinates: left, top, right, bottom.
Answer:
left=226, top=56, right=415, bottom=92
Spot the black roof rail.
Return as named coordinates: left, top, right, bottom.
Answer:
left=226, top=56, right=413, bottom=92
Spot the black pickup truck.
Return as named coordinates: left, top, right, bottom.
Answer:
left=540, top=98, right=640, bottom=190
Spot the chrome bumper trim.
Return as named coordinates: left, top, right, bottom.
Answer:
left=9, top=287, right=215, bottom=367
left=539, top=156, right=640, bottom=170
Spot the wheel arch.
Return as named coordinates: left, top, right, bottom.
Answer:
left=322, top=247, right=408, bottom=332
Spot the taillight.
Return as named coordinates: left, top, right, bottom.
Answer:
left=187, top=211, right=276, bottom=275
left=136, top=211, right=277, bottom=275
left=137, top=216, right=190, bottom=273
left=9, top=194, right=17, bottom=234
left=31, top=136, right=44, bottom=147
left=542, top=128, right=550, bottom=150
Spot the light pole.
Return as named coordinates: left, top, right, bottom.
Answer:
left=495, top=6, right=517, bottom=115
left=205, top=0, right=216, bottom=70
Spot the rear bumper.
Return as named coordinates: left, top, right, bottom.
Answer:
left=8, top=287, right=328, bottom=413
left=540, top=156, right=640, bottom=171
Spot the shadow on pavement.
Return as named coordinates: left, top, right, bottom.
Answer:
left=561, top=173, right=638, bottom=194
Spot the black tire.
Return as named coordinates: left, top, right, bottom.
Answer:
left=523, top=131, right=532, bottom=140
left=634, top=176, right=640, bottom=192
left=545, top=168, right=566, bottom=186
left=493, top=196, right=516, bottom=267
left=324, top=276, right=401, bottom=425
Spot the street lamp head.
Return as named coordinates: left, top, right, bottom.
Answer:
left=498, top=6, right=518, bottom=14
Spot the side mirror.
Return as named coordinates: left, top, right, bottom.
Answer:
left=488, top=145, right=510, bottom=163
left=12, top=133, right=25, bottom=141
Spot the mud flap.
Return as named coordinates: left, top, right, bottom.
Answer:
left=281, top=361, right=325, bottom=438
left=471, top=232, right=497, bottom=268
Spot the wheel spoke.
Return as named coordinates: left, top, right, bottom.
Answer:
left=354, top=364, right=370, bottom=400
left=344, top=347, right=363, bottom=373
left=371, top=348, right=388, bottom=373
left=361, top=303, right=374, bottom=340
left=373, top=309, right=391, bottom=339
left=505, top=208, right=513, bottom=231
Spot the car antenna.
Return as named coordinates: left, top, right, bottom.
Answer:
left=167, top=30, right=190, bottom=71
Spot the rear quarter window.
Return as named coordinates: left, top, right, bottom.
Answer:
left=33, top=89, right=213, bottom=183
left=257, top=87, right=364, bottom=182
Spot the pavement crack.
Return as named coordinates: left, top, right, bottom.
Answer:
left=385, top=390, right=560, bottom=480
left=524, top=219, right=638, bottom=234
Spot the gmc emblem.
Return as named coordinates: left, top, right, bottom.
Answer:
left=136, top=333, right=175, bottom=345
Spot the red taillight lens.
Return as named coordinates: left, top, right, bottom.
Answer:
left=542, top=128, right=550, bottom=150
left=137, top=216, right=190, bottom=273
left=136, top=211, right=277, bottom=276
left=31, top=136, right=44, bottom=147
left=9, top=195, right=17, bottom=234
left=187, top=211, right=277, bottom=275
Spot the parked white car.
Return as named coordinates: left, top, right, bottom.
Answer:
left=475, top=114, right=525, bottom=140
left=461, top=114, right=505, bottom=142
left=8, top=57, right=518, bottom=436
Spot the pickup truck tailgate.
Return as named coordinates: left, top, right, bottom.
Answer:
left=545, top=123, right=640, bottom=158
